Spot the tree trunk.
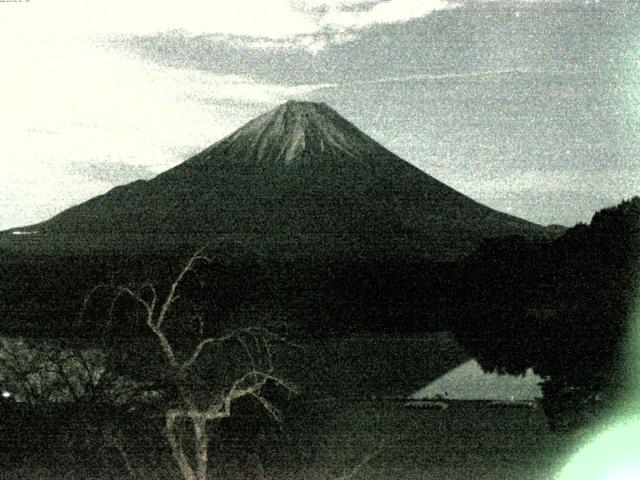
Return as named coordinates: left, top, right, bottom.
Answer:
left=194, top=416, right=210, bottom=480
left=166, top=413, right=197, bottom=480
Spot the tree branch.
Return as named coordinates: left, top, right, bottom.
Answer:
left=80, top=248, right=298, bottom=480
left=156, top=248, right=211, bottom=330
left=180, top=331, right=237, bottom=371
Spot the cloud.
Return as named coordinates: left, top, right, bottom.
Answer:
left=236, top=0, right=455, bottom=51
left=67, top=161, right=156, bottom=183
left=301, top=0, right=378, bottom=9
left=320, top=0, right=454, bottom=30
left=200, top=29, right=360, bottom=56
left=0, top=0, right=319, bottom=39
left=352, top=68, right=532, bottom=84
left=270, top=68, right=529, bottom=91
left=0, top=0, right=457, bottom=58
left=451, top=169, right=640, bottom=198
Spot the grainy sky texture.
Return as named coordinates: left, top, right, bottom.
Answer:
left=0, top=0, right=638, bottom=229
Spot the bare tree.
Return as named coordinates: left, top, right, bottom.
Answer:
left=86, top=249, right=296, bottom=480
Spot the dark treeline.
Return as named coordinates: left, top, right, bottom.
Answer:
left=453, top=197, right=639, bottom=429
left=1, top=198, right=637, bottom=432
left=0, top=250, right=462, bottom=341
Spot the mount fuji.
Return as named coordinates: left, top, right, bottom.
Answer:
left=6, top=101, right=552, bottom=259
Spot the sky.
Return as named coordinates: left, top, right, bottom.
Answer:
left=0, top=0, right=639, bottom=230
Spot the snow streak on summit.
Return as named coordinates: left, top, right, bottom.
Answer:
left=204, top=101, right=374, bottom=168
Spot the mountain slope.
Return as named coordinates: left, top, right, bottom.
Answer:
left=7, top=101, right=551, bottom=258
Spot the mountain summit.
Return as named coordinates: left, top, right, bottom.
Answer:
left=10, top=101, right=551, bottom=258
left=195, top=100, right=392, bottom=171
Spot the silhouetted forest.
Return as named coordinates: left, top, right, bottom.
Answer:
left=0, top=252, right=456, bottom=338
left=453, top=197, right=639, bottom=429
left=1, top=198, right=637, bottom=432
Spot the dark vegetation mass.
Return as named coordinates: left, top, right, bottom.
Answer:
left=0, top=197, right=637, bottom=477
left=2, top=198, right=637, bottom=429
left=453, top=197, right=639, bottom=429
